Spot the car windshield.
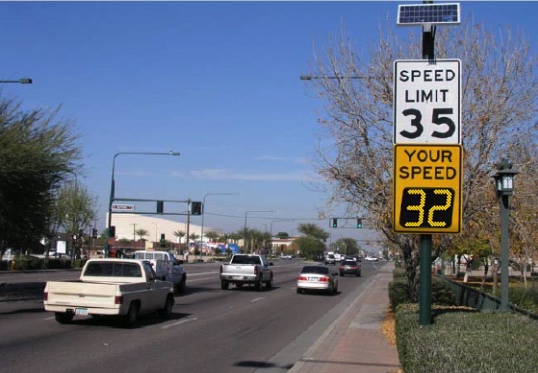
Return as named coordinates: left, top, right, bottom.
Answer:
left=301, top=266, right=329, bottom=275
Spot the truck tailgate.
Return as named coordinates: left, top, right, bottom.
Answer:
left=45, top=281, right=119, bottom=308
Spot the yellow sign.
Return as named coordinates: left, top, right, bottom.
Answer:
left=393, top=144, right=462, bottom=233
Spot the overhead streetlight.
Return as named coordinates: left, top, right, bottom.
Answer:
left=493, top=158, right=519, bottom=311
left=299, top=75, right=370, bottom=81
left=199, top=192, right=239, bottom=258
left=0, top=78, right=32, bottom=84
left=106, top=151, right=180, bottom=257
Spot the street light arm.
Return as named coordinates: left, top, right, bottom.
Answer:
left=106, top=150, right=181, bottom=256
left=0, top=78, right=32, bottom=84
left=300, top=74, right=369, bottom=81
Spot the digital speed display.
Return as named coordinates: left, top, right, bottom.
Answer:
left=399, top=187, right=454, bottom=228
left=393, top=144, right=462, bottom=233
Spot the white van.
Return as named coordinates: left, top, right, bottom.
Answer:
left=133, top=251, right=187, bottom=292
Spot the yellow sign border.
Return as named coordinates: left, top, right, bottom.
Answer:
left=393, top=144, right=462, bottom=233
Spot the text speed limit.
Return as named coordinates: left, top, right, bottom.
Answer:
left=394, top=59, right=461, bottom=144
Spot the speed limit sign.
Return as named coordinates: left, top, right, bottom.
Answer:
left=394, top=59, right=461, bottom=144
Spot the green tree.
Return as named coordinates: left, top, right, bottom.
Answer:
left=297, top=223, right=330, bottom=242
left=334, top=238, right=359, bottom=256
left=0, top=97, right=81, bottom=258
left=173, top=230, right=186, bottom=252
left=304, top=20, right=538, bottom=301
left=205, top=231, right=219, bottom=243
left=55, top=181, right=97, bottom=262
left=293, top=236, right=325, bottom=260
left=276, top=232, right=290, bottom=239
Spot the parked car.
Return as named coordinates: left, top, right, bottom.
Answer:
left=365, top=256, right=379, bottom=261
left=296, top=265, right=338, bottom=295
left=339, top=260, right=361, bottom=277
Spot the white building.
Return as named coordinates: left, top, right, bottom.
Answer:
left=108, top=213, right=222, bottom=244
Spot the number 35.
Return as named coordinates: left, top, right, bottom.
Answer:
left=399, top=108, right=455, bottom=139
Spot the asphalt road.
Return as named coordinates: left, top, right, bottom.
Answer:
left=0, top=260, right=383, bottom=373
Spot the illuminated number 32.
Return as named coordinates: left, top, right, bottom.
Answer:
left=400, top=188, right=454, bottom=228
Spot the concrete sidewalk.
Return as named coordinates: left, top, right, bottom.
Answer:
left=289, top=263, right=401, bottom=373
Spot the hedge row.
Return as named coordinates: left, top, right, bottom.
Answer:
left=395, top=304, right=538, bottom=373
left=2, top=258, right=87, bottom=270
left=388, top=274, right=456, bottom=312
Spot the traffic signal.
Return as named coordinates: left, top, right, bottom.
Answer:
left=156, top=200, right=164, bottom=214
left=191, top=201, right=203, bottom=215
left=160, top=233, right=166, bottom=248
left=357, top=218, right=363, bottom=228
left=108, top=226, right=116, bottom=237
left=330, top=218, right=338, bottom=228
left=92, top=228, right=98, bottom=238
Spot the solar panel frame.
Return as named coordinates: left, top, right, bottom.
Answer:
left=397, top=3, right=460, bottom=26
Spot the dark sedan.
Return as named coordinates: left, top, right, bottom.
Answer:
left=339, top=260, right=361, bottom=277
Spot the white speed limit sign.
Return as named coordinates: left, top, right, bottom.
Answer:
left=394, top=59, right=461, bottom=144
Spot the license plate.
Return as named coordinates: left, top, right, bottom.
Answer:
left=308, top=277, right=317, bottom=282
left=75, top=308, right=88, bottom=316
left=233, top=276, right=242, bottom=280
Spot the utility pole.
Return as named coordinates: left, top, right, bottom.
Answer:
left=186, top=199, right=191, bottom=257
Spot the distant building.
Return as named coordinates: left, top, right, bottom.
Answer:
left=108, top=213, right=221, bottom=245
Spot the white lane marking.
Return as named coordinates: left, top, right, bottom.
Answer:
left=161, top=317, right=198, bottom=329
left=251, top=297, right=265, bottom=303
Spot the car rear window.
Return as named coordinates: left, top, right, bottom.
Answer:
left=342, top=261, right=356, bottom=265
left=301, top=266, right=329, bottom=275
left=84, top=262, right=142, bottom=277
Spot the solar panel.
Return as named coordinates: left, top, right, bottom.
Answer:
left=398, top=3, right=460, bottom=26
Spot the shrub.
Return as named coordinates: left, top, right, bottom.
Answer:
left=389, top=278, right=409, bottom=312
left=395, top=307, right=538, bottom=373
left=389, top=272, right=456, bottom=312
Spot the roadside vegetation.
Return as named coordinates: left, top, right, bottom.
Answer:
left=389, top=266, right=538, bottom=372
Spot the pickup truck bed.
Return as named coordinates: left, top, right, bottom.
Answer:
left=44, top=259, right=175, bottom=326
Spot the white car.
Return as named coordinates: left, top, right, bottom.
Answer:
left=365, top=256, right=379, bottom=261
left=296, top=265, right=338, bottom=295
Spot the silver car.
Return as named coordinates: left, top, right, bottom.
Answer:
left=296, top=265, right=338, bottom=295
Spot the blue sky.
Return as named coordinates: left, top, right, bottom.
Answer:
left=1, top=1, right=537, bottom=243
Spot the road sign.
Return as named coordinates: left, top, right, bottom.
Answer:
left=394, top=59, right=461, bottom=144
left=111, top=203, right=135, bottom=211
left=393, top=144, right=462, bottom=233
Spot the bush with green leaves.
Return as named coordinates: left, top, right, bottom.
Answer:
left=389, top=272, right=456, bottom=312
left=395, top=305, right=538, bottom=373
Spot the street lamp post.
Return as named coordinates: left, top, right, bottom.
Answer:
left=106, top=151, right=180, bottom=257
left=244, top=210, right=273, bottom=253
left=493, top=158, right=519, bottom=311
left=199, top=192, right=239, bottom=259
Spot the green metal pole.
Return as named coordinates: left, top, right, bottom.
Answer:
left=419, top=234, right=432, bottom=325
left=500, top=194, right=510, bottom=311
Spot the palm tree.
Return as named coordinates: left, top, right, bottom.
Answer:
left=135, top=228, right=149, bottom=249
left=205, top=231, right=219, bottom=243
left=173, top=230, right=186, bottom=252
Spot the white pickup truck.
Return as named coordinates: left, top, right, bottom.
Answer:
left=43, top=259, right=175, bottom=327
left=133, top=250, right=187, bottom=293
left=219, top=254, right=274, bottom=291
